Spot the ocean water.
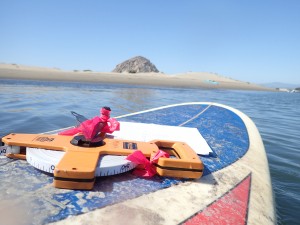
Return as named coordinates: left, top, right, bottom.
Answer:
left=0, top=79, right=299, bottom=225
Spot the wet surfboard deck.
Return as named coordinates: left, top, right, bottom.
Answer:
left=0, top=102, right=275, bottom=225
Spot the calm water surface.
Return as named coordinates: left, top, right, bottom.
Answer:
left=0, top=79, right=299, bottom=225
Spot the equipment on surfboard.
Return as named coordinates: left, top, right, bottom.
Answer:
left=1, top=133, right=203, bottom=190
left=0, top=102, right=275, bottom=225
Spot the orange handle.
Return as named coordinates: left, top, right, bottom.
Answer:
left=151, top=140, right=203, bottom=179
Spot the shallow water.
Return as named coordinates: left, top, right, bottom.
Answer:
left=0, top=79, right=299, bottom=225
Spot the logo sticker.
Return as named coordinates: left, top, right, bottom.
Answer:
left=123, top=142, right=137, bottom=149
left=34, top=136, right=55, bottom=142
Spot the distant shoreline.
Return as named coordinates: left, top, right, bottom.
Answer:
left=0, top=63, right=275, bottom=91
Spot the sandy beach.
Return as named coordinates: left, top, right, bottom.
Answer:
left=0, top=63, right=274, bottom=91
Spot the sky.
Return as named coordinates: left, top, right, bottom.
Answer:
left=0, top=0, right=300, bottom=84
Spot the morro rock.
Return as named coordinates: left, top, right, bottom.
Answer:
left=112, top=56, right=159, bottom=73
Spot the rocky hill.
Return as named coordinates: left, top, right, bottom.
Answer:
left=112, top=56, right=159, bottom=73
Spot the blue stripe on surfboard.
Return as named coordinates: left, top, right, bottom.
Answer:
left=181, top=105, right=249, bottom=176
left=120, top=104, right=208, bottom=126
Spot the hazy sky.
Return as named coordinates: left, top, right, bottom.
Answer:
left=1, top=0, right=299, bottom=84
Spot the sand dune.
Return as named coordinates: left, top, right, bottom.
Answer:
left=0, top=63, right=274, bottom=91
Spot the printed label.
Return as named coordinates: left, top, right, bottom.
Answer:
left=123, top=142, right=137, bottom=150
left=34, top=136, right=55, bottom=142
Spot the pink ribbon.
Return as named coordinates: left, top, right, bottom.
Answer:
left=126, top=150, right=170, bottom=178
left=59, top=107, right=120, bottom=140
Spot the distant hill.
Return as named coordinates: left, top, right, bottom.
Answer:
left=112, top=56, right=159, bottom=73
left=262, top=82, right=300, bottom=89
